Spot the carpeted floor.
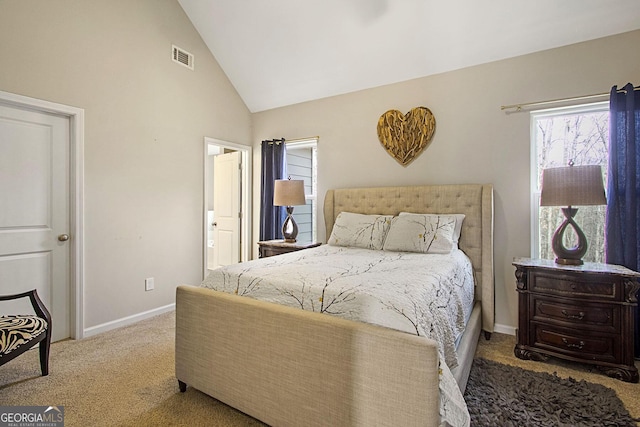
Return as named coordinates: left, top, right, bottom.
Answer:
left=0, top=311, right=263, bottom=426
left=1, top=311, right=638, bottom=426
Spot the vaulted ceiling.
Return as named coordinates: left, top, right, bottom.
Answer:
left=178, top=0, right=640, bottom=113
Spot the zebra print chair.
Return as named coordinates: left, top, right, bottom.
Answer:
left=0, top=289, right=52, bottom=376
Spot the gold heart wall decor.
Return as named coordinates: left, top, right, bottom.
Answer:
left=377, top=107, right=436, bottom=166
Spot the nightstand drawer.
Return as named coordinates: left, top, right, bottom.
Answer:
left=532, top=297, right=618, bottom=332
left=260, top=246, right=291, bottom=257
left=532, top=324, right=619, bottom=363
left=531, top=272, right=617, bottom=300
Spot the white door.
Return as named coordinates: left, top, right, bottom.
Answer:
left=0, top=104, right=70, bottom=342
left=212, top=151, right=241, bottom=268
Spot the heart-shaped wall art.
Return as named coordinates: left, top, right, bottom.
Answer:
left=376, top=107, right=436, bottom=166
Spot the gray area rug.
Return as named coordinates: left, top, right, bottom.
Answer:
left=464, top=358, right=638, bottom=427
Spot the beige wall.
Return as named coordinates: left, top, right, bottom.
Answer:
left=2, top=0, right=638, bottom=335
left=0, top=0, right=251, bottom=331
left=252, top=30, right=640, bottom=331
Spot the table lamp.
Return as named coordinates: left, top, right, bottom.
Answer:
left=273, top=179, right=306, bottom=242
left=540, top=164, right=606, bottom=265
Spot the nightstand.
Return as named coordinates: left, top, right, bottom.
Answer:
left=513, top=257, right=640, bottom=383
left=258, top=240, right=321, bottom=258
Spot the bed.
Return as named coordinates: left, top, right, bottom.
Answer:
left=175, top=184, right=494, bottom=427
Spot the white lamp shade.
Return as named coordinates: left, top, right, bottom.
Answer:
left=540, top=165, right=606, bottom=207
left=273, top=179, right=306, bottom=206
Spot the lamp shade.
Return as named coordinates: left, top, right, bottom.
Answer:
left=273, top=179, right=306, bottom=206
left=540, top=165, right=606, bottom=207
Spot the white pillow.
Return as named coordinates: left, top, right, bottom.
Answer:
left=400, top=212, right=465, bottom=247
left=383, top=214, right=457, bottom=254
left=328, top=212, right=393, bottom=250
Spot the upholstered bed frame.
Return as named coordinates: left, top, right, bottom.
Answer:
left=176, top=184, right=494, bottom=427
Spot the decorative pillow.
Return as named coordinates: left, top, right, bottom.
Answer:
left=383, top=214, right=457, bottom=253
left=400, top=212, right=465, bottom=246
left=328, top=212, right=393, bottom=250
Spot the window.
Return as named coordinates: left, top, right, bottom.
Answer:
left=286, top=138, right=318, bottom=242
left=531, top=102, right=608, bottom=262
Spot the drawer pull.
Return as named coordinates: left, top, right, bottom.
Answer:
left=561, top=309, right=585, bottom=320
left=562, top=338, right=585, bottom=349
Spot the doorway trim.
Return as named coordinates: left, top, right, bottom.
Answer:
left=203, top=137, right=252, bottom=278
left=0, top=90, right=85, bottom=339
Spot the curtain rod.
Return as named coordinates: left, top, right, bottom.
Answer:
left=501, top=92, right=608, bottom=112
left=500, top=85, right=639, bottom=112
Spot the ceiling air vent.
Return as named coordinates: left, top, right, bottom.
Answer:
left=172, top=45, right=194, bottom=70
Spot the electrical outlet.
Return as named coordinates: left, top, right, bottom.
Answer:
left=145, top=277, right=154, bottom=291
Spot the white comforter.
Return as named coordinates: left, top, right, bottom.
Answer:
left=201, top=245, right=474, bottom=426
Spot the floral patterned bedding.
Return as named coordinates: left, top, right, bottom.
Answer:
left=201, top=244, right=474, bottom=426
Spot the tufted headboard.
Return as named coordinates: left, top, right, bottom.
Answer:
left=323, top=184, right=494, bottom=332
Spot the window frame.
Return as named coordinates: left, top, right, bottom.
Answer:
left=529, top=101, right=609, bottom=259
left=285, top=137, right=318, bottom=242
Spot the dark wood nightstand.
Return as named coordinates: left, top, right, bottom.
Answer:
left=257, top=240, right=321, bottom=258
left=513, top=257, right=640, bottom=383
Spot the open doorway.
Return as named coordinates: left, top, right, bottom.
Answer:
left=203, top=138, right=252, bottom=278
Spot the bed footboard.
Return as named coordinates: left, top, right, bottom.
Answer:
left=176, top=285, right=441, bottom=427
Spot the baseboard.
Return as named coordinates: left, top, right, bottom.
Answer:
left=83, top=303, right=175, bottom=338
left=493, top=323, right=516, bottom=336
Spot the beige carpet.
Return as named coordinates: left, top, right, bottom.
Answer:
left=0, top=311, right=264, bottom=426
left=1, top=311, right=638, bottom=426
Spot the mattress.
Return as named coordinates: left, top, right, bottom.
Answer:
left=203, top=245, right=473, bottom=365
left=201, top=244, right=475, bottom=425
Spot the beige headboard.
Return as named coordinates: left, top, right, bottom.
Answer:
left=323, top=184, right=494, bottom=333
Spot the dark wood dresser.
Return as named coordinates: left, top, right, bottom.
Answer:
left=257, top=240, right=321, bottom=258
left=513, top=257, right=640, bottom=382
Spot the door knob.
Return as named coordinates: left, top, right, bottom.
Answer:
left=58, top=234, right=70, bottom=242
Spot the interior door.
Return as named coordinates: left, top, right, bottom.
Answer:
left=0, top=104, right=70, bottom=342
left=212, top=151, right=241, bottom=268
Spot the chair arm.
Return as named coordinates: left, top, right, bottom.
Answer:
left=0, top=289, right=52, bottom=324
